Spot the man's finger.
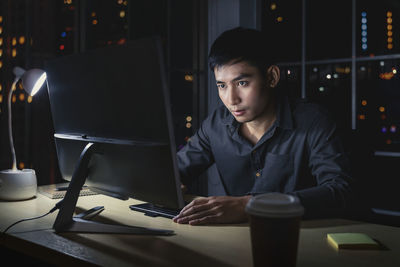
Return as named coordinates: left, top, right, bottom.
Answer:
left=173, top=198, right=208, bottom=222
left=178, top=197, right=209, bottom=215
left=180, top=201, right=214, bottom=217
left=174, top=202, right=214, bottom=223
left=177, top=206, right=218, bottom=224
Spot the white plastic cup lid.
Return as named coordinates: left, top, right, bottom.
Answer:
left=245, top=192, right=304, bottom=218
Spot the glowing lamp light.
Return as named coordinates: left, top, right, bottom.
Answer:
left=184, top=75, right=193, bottom=82
left=19, top=36, right=25, bottom=45
left=361, top=12, right=368, bottom=51
left=23, top=69, right=47, bottom=96
left=381, top=127, right=387, bottom=133
left=379, top=72, right=394, bottom=80
left=0, top=66, right=47, bottom=201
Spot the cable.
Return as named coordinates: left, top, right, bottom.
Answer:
left=2, top=202, right=61, bottom=234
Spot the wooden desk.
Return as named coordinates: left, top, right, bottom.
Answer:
left=1, top=191, right=399, bottom=267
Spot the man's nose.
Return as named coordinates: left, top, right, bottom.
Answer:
left=227, top=88, right=240, bottom=105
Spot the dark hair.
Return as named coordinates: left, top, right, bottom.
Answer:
left=208, top=27, right=276, bottom=74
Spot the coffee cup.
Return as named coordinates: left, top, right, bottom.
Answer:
left=245, top=192, right=304, bottom=267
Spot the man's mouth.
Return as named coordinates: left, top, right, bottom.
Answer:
left=232, top=109, right=246, bottom=116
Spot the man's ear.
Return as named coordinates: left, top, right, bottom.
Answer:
left=266, top=65, right=280, bottom=88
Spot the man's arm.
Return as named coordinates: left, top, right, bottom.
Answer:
left=291, top=113, right=353, bottom=219
left=175, top=113, right=254, bottom=225
left=177, top=120, right=215, bottom=186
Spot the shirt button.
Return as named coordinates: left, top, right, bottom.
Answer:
left=256, top=172, right=261, bottom=177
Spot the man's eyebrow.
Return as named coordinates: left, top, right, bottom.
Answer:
left=216, top=73, right=253, bottom=84
left=233, top=73, right=253, bottom=81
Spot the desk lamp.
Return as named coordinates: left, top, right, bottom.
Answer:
left=0, top=66, right=47, bottom=201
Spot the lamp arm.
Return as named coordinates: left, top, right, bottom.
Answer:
left=7, top=78, right=19, bottom=171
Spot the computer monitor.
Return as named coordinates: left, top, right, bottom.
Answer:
left=44, top=37, right=184, bottom=234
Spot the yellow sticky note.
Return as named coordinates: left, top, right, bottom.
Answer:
left=327, top=233, right=380, bottom=250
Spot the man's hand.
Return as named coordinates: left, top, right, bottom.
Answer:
left=173, top=195, right=252, bottom=225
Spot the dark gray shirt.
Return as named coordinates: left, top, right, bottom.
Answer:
left=177, top=93, right=353, bottom=218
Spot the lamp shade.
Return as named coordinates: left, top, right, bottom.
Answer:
left=21, top=68, right=47, bottom=96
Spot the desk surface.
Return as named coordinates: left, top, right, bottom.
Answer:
left=0, top=191, right=399, bottom=267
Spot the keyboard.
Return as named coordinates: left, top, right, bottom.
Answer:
left=129, top=203, right=182, bottom=219
left=38, top=183, right=98, bottom=199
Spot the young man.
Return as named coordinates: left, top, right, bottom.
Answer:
left=173, top=27, right=352, bottom=225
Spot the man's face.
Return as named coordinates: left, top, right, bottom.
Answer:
left=214, top=61, right=274, bottom=124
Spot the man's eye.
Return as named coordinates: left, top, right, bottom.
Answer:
left=217, top=84, right=226, bottom=89
left=238, top=81, right=248, bottom=86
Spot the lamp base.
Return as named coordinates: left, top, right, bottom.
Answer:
left=0, top=169, right=37, bottom=201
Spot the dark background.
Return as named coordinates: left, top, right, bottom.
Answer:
left=1, top=0, right=399, bottom=226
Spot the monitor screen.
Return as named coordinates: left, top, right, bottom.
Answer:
left=44, top=37, right=185, bottom=210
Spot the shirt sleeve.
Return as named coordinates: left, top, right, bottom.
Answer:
left=291, top=113, right=354, bottom=219
left=176, top=118, right=215, bottom=185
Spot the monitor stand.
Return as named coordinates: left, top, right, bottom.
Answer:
left=52, top=142, right=174, bottom=235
